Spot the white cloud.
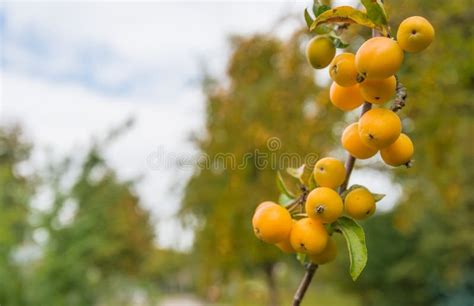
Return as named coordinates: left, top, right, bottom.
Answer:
left=4, top=2, right=305, bottom=59
left=1, top=71, right=204, bottom=249
left=3, top=1, right=307, bottom=96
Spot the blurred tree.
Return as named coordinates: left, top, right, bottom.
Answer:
left=29, top=123, right=156, bottom=306
left=180, top=31, right=344, bottom=305
left=0, top=126, right=35, bottom=306
left=143, top=248, right=195, bottom=293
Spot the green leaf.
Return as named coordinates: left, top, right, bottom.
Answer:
left=311, top=0, right=319, bottom=17
left=296, top=253, right=307, bottom=265
left=372, top=193, right=385, bottom=202
left=315, top=4, right=331, bottom=17
left=278, top=193, right=295, bottom=206
left=304, top=8, right=314, bottom=29
left=313, top=25, right=332, bottom=34
left=361, top=0, right=388, bottom=25
left=286, top=165, right=305, bottom=181
left=334, top=217, right=367, bottom=281
left=310, top=5, right=387, bottom=36
left=276, top=171, right=296, bottom=198
left=333, top=37, right=349, bottom=49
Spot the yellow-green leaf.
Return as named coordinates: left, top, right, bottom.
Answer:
left=310, top=6, right=387, bottom=36
left=286, top=165, right=305, bottom=181
left=308, top=173, right=317, bottom=190
left=372, top=193, right=386, bottom=202
left=278, top=193, right=295, bottom=206
left=276, top=171, right=296, bottom=198
left=296, top=253, right=307, bottom=265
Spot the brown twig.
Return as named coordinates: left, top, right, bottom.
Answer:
left=292, top=264, right=318, bottom=306
left=339, top=102, right=372, bottom=193
left=285, top=185, right=310, bottom=212
left=391, top=75, right=408, bottom=112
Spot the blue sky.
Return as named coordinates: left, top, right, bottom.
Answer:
left=0, top=0, right=398, bottom=250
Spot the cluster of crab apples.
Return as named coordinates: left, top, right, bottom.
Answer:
left=252, top=157, right=379, bottom=264
left=308, top=16, right=434, bottom=166
left=251, top=16, right=434, bottom=264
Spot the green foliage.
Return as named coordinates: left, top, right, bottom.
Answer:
left=142, top=248, right=194, bottom=292
left=313, top=0, right=331, bottom=17
left=0, top=126, right=32, bottom=249
left=30, top=143, right=155, bottom=305
left=0, top=122, right=157, bottom=306
left=0, top=126, right=34, bottom=306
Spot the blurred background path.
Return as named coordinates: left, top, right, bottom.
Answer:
left=159, top=295, right=204, bottom=306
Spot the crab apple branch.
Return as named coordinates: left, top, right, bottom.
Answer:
left=391, top=76, right=408, bottom=112
left=251, top=1, right=434, bottom=306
